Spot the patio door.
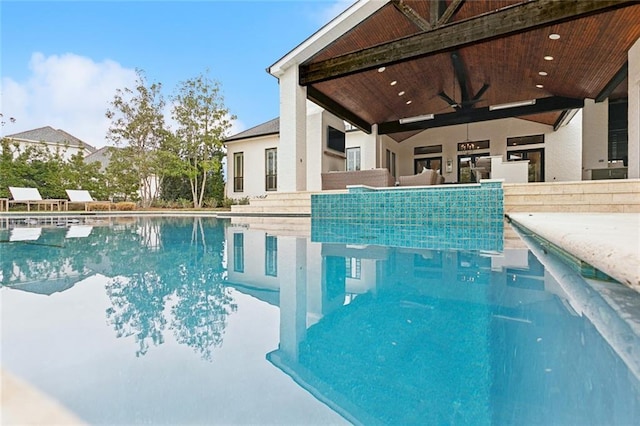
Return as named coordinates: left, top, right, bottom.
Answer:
left=507, top=148, right=544, bottom=182
left=458, top=154, right=487, bottom=183
left=414, top=157, right=442, bottom=174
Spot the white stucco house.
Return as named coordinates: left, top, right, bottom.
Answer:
left=225, top=0, right=639, bottom=201
left=2, top=126, right=96, bottom=160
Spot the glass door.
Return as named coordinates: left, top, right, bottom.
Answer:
left=508, top=148, right=544, bottom=182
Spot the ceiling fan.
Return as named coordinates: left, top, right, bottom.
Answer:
left=438, top=51, right=490, bottom=110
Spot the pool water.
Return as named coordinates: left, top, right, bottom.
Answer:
left=1, top=216, right=639, bottom=425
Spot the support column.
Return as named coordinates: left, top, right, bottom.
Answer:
left=278, top=237, right=307, bottom=361
left=279, top=66, right=307, bottom=192
left=629, top=38, right=640, bottom=179
left=582, top=98, right=608, bottom=180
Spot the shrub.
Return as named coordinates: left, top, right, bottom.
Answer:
left=87, top=202, right=113, bottom=211
left=115, top=201, right=136, bottom=211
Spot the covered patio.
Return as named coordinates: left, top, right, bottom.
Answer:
left=269, top=0, right=640, bottom=191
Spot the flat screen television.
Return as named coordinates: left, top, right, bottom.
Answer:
left=327, top=126, right=345, bottom=153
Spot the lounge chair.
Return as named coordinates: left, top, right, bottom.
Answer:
left=10, top=227, right=42, bottom=242
left=65, top=189, right=112, bottom=211
left=8, top=187, right=66, bottom=212
left=65, top=225, right=93, bottom=238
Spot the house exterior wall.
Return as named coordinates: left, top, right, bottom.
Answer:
left=397, top=117, right=556, bottom=183
left=225, top=134, right=279, bottom=199
left=225, top=226, right=280, bottom=291
left=582, top=98, right=609, bottom=180
left=6, top=138, right=93, bottom=161
left=279, top=66, right=307, bottom=192
left=227, top=109, right=599, bottom=197
left=546, top=110, right=583, bottom=182
left=629, top=38, right=640, bottom=179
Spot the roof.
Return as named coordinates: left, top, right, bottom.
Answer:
left=5, top=126, right=96, bottom=152
left=274, top=0, right=640, bottom=142
left=225, top=117, right=280, bottom=142
left=84, top=146, right=114, bottom=170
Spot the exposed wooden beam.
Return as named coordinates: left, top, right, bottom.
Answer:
left=307, top=86, right=372, bottom=134
left=391, top=0, right=431, bottom=31
left=429, top=0, right=446, bottom=27
left=300, top=0, right=635, bottom=85
left=436, top=0, right=465, bottom=27
left=595, top=62, right=628, bottom=103
left=377, top=96, right=584, bottom=134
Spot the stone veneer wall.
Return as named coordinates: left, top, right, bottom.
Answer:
left=504, top=179, right=640, bottom=213
left=311, top=180, right=504, bottom=252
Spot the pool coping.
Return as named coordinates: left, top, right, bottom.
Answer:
left=507, top=212, right=640, bottom=292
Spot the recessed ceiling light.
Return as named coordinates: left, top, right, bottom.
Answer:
left=544, top=56, right=554, bottom=61
left=390, top=80, right=397, bottom=86
left=549, top=34, right=560, bottom=40
left=538, top=71, right=548, bottom=76
left=398, top=91, right=405, bottom=96
left=406, top=100, right=412, bottom=105
left=378, top=67, right=386, bottom=72
left=536, top=84, right=544, bottom=88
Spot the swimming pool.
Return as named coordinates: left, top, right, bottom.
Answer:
left=1, top=216, right=639, bottom=424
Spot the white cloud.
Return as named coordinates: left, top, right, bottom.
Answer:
left=315, top=0, right=355, bottom=26
left=1, top=52, right=137, bottom=148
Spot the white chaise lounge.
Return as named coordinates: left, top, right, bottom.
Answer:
left=65, top=190, right=112, bottom=211
left=7, top=187, right=66, bottom=212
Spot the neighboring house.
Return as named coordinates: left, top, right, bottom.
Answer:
left=3, top=126, right=96, bottom=160
left=224, top=118, right=280, bottom=199
left=226, top=0, right=639, bottom=199
left=84, top=146, right=113, bottom=172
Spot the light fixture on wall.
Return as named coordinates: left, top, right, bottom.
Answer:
left=399, top=113, right=435, bottom=124
left=489, top=99, right=536, bottom=111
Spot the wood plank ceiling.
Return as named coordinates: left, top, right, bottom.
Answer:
left=299, top=0, right=640, bottom=142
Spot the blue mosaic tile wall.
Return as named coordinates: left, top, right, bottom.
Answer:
left=311, top=181, right=504, bottom=252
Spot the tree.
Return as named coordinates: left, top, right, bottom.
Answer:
left=171, top=71, right=234, bottom=208
left=61, top=152, right=108, bottom=200
left=105, top=69, right=167, bottom=207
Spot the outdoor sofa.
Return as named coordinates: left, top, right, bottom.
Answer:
left=398, top=168, right=444, bottom=186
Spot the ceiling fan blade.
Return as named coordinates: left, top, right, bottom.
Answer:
left=438, top=91, right=459, bottom=109
left=472, top=83, right=490, bottom=102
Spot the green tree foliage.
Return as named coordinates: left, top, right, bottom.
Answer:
left=171, top=71, right=234, bottom=208
left=106, top=69, right=169, bottom=207
left=105, top=147, right=142, bottom=202
left=0, top=139, right=109, bottom=199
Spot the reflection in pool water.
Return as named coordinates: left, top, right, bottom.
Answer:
left=1, top=216, right=639, bottom=425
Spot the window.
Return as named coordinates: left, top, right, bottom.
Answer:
left=327, top=126, right=346, bottom=153
left=458, top=154, right=488, bottom=183
left=414, top=157, right=442, bottom=174
left=386, top=149, right=397, bottom=178
left=265, top=235, right=277, bottom=277
left=346, top=147, right=361, bottom=171
left=508, top=148, right=545, bottom=182
left=457, top=140, right=490, bottom=183
left=233, top=233, right=244, bottom=273
left=609, top=100, right=628, bottom=166
left=507, top=135, right=544, bottom=147
left=345, top=257, right=361, bottom=279
left=457, top=140, right=490, bottom=152
left=265, top=148, right=277, bottom=191
left=234, top=152, right=244, bottom=192
left=414, top=145, right=442, bottom=155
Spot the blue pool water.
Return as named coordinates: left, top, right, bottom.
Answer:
left=1, top=216, right=639, bottom=425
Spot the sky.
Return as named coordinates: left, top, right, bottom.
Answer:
left=0, top=0, right=354, bottom=148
